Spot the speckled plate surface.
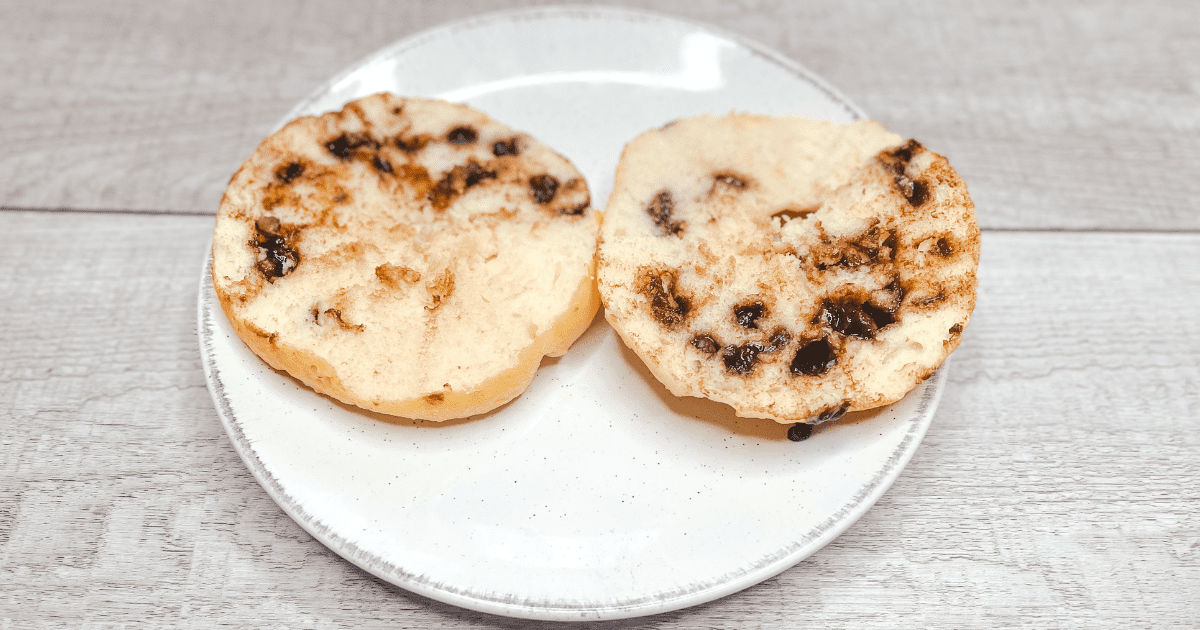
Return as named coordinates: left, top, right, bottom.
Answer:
left=198, top=6, right=946, bottom=621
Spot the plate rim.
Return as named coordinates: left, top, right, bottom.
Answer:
left=198, top=5, right=943, bottom=621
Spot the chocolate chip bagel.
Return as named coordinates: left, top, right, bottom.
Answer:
left=597, top=113, right=979, bottom=424
left=212, top=93, right=599, bottom=420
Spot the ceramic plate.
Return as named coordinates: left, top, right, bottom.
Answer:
left=198, top=6, right=945, bottom=621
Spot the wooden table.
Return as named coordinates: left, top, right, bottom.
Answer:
left=2, top=1, right=1198, bottom=627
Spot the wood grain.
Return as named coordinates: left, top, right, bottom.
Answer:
left=1, top=212, right=1197, bottom=627
left=1, top=0, right=1198, bottom=230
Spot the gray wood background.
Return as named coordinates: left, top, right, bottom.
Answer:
left=2, top=0, right=1198, bottom=627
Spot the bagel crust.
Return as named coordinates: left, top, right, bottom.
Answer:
left=213, top=94, right=600, bottom=420
left=597, top=113, right=979, bottom=424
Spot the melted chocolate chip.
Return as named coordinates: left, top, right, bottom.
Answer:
left=818, top=403, right=850, bottom=423
left=690, top=334, right=720, bottom=355
left=821, top=299, right=878, bottom=339
left=530, top=174, right=559, bottom=204
left=447, top=126, right=477, bottom=144
left=723, top=343, right=765, bottom=375
left=936, top=237, right=953, bottom=257
left=787, top=423, right=813, bottom=442
left=429, top=161, right=498, bottom=209
left=884, top=139, right=922, bottom=168
left=907, top=179, right=930, bottom=206
left=646, top=190, right=684, bottom=236
left=559, top=201, right=589, bottom=216
left=252, top=217, right=298, bottom=281
left=735, top=302, right=766, bottom=329
left=950, top=323, right=964, bottom=334
left=463, top=162, right=496, bottom=187
left=492, top=139, right=518, bottom=156
left=640, top=271, right=690, bottom=327
left=790, top=338, right=836, bottom=376
left=372, top=156, right=393, bottom=174
left=325, top=133, right=374, bottom=160
left=861, top=302, right=897, bottom=330
left=276, top=162, right=305, bottom=184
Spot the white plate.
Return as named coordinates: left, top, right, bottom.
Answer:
left=198, top=6, right=945, bottom=621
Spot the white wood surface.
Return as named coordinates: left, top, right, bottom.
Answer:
left=2, top=0, right=1198, bottom=229
left=1, top=0, right=1199, bottom=627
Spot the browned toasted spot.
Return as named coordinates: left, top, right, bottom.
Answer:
left=376, top=263, right=421, bottom=289
left=771, top=206, right=819, bottom=223
left=911, top=292, right=947, bottom=308
left=950, top=323, right=964, bottom=335
left=711, top=172, right=750, bottom=195
left=396, top=134, right=429, bottom=152
left=646, top=190, right=684, bottom=237
left=396, top=163, right=434, bottom=199
left=425, top=392, right=445, bottom=404
left=637, top=268, right=690, bottom=328
left=529, top=174, right=559, bottom=205
left=765, top=328, right=792, bottom=351
left=447, top=126, right=477, bottom=144
left=261, top=185, right=298, bottom=212
left=426, top=268, right=455, bottom=310
left=323, top=308, right=365, bottom=332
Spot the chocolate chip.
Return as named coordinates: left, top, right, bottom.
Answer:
left=950, top=323, right=964, bottom=334
left=722, top=343, right=765, bottom=375
left=861, top=302, right=897, bottom=330
left=734, top=302, right=766, bottom=329
left=325, top=133, right=374, bottom=159
left=530, top=174, right=559, bottom=204
left=907, top=179, right=930, bottom=206
left=463, top=162, right=496, bottom=188
left=790, top=337, right=836, bottom=376
left=252, top=218, right=298, bottom=281
left=275, top=162, right=305, bottom=184
left=690, top=334, right=720, bottom=355
left=492, top=139, right=518, bottom=156
left=821, top=299, right=878, bottom=339
left=646, top=190, right=684, bottom=236
left=936, top=237, right=953, bottom=257
left=818, top=403, right=850, bottom=423
left=639, top=270, right=690, bottom=327
left=559, top=201, right=589, bottom=216
left=447, top=126, right=477, bottom=144
left=372, top=156, right=393, bottom=174
left=787, top=423, right=813, bottom=442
